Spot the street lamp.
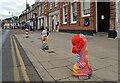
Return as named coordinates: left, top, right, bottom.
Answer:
left=26, top=0, right=27, bottom=29
left=9, top=12, right=13, bottom=29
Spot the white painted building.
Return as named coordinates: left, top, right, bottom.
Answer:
left=48, top=2, right=60, bottom=32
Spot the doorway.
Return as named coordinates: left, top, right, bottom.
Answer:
left=97, top=2, right=110, bottom=32
left=52, top=16, right=54, bottom=32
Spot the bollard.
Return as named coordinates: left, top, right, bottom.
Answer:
left=25, top=28, right=29, bottom=38
left=71, top=34, right=92, bottom=79
left=41, top=34, right=49, bottom=50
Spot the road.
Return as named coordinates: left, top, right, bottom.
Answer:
left=1, top=29, right=43, bottom=82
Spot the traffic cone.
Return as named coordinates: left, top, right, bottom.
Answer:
left=25, top=28, right=29, bottom=38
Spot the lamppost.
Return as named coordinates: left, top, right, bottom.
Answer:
left=26, top=0, right=27, bottom=29
left=9, top=12, right=13, bottom=29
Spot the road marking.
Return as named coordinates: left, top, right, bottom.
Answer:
left=13, top=36, right=30, bottom=82
left=11, top=36, right=20, bottom=81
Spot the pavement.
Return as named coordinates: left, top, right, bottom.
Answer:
left=14, top=29, right=119, bottom=81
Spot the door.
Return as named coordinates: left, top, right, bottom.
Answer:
left=52, top=16, right=54, bottom=32
left=97, top=2, right=110, bottom=32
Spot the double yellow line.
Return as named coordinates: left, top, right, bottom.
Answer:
left=11, top=35, right=30, bottom=82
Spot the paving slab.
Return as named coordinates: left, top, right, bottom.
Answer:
left=47, top=67, right=72, bottom=80
left=40, top=61, right=54, bottom=70
left=15, top=30, right=118, bottom=81
left=93, top=68, right=118, bottom=81
left=49, top=59, right=72, bottom=68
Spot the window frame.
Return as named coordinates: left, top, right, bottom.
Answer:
left=81, top=0, right=90, bottom=17
left=63, top=6, right=68, bottom=24
left=71, top=2, right=77, bottom=23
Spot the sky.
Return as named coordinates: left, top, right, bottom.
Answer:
left=0, top=0, right=35, bottom=20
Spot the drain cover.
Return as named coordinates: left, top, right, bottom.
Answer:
left=48, top=51, right=55, bottom=53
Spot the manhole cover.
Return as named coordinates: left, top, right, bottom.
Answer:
left=48, top=51, right=55, bottom=53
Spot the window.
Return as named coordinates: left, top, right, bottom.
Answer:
left=42, top=4, right=44, bottom=13
left=50, top=2, right=52, bottom=9
left=55, top=0, right=57, bottom=7
left=71, top=2, right=77, bottom=23
left=39, top=5, right=41, bottom=15
left=82, top=0, right=90, bottom=17
left=63, top=6, right=68, bottom=24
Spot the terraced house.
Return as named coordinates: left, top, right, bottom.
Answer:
left=19, top=0, right=118, bottom=38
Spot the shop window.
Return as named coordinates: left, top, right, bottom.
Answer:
left=63, top=6, right=68, bottom=24
left=71, top=2, right=77, bottom=23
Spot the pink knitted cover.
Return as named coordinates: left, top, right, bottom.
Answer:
left=73, top=34, right=92, bottom=77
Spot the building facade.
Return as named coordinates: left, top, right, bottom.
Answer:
left=19, top=1, right=117, bottom=38
left=3, top=19, right=12, bottom=29
left=0, top=19, right=2, bottom=29
left=59, top=1, right=117, bottom=38
left=48, top=2, right=60, bottom=32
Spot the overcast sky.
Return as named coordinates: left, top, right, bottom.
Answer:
left=0, top=0, right=35, bottom=20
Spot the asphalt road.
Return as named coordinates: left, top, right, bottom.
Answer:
left=2, top=30, right=43, bottom=82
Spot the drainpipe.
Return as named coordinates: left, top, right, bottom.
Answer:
left=116, top=0, right=119, bottom=38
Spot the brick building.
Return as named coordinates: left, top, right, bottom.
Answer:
left=37, top=2, right=50, bottom=31
left=19, top=2, right=40, bottom=30
left=19, top=11, right=27, bottom=29
left=19, top=1, right=117, bottom=38
left=59, top=1, right=117, bottom=38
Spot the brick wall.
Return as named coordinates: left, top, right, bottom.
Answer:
left=60, top=2, right=95, bottom=31
left=109, top=2, right=116, bottom=31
